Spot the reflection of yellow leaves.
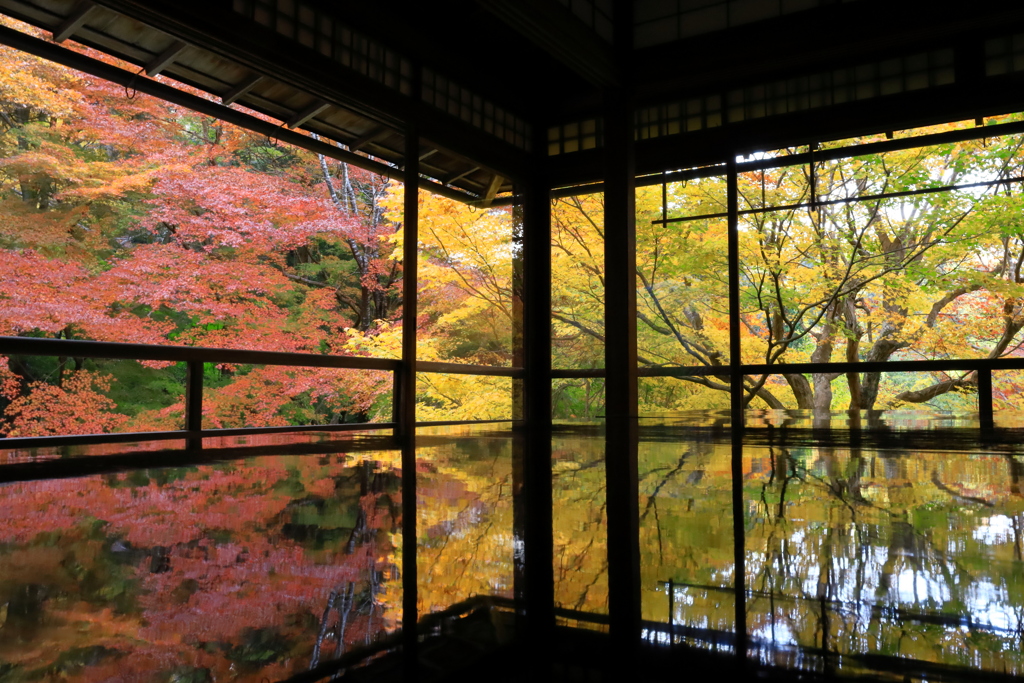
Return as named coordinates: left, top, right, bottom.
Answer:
left=551, top=435, right=609, bottom=613
left=415, top=442, right=515, bottom=613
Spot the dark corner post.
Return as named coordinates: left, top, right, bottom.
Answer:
left=511, top=190, right=527, bottom=620
left=512, top=182, right=526, bottom=428
left=400, top=122, right=420, bottom=675
left=727, top=157, right=748, bottom=664
left=604, top=63, right=641, bottom=650
left=185, top=360, right=203, bottom=450
left=515, top=154, right=555, bottom=657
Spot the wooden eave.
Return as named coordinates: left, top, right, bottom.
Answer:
left=0, top=0, right=524, bottom=202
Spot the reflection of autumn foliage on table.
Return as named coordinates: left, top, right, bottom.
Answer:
left=414, top=434, right=515, bottom=613
left=0, top=453, right=402, bottom=681
left=551, top=432, right=609, bottom=614
left=634, top=438, right=1024, bottom=674
left=544, top=429, right=1024, bottom=675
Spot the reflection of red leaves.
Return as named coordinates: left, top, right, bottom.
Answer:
left=0, top=455, right=400, bottom=680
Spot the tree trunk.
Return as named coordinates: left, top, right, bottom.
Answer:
left=784, top=373, right=813, bottom=409
left=857, top=334, right=908, bottom=409
left=844, top=299, right=862, bottom=410
left=810, top=316, right=838, bottom=422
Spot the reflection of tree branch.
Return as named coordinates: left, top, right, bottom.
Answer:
left=788, top=456, right=977, bottom=587
left=931, top=469, right=995, bottom=507
left=640, top=451, right=692, bottom=563
left=310, top=590, right=339, bottom=669
left=332, top=581, right=355, bottom=660
left=573, top=558, right=608, bottom=612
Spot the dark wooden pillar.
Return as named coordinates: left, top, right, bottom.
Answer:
left=603, top=100, right=638, bottom=416
left=522, top=175, right=552, bottom=430
left=511, top=192, right=527, bottom=615
left=727, top=158, right=748, bottom=663
left=185, top=360, right=203, bottom=451
left=512, top=198, right=525, bottom=424
left=398, top=135, right=419, bottom=438
left=604, top=82, right=641, bottom=646
left=978, top=367, right=994, bottom=431
left=517, top=169, right=555, bottom=645
left=400, top=126, right=419, bottom=673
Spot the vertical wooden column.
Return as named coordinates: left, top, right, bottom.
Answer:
left=978, top=367, right=994, bottom=431
left=522, top=175, right=552, bottom=433
left=185, top=360, right=203, bottom=450
left=604, top=83, right=641, bottom=646
left=518, top=170, right=555, bottom=649
left=398, top=135, right=420, bottom=437
left=400, top=125, right=419, bottom=672
left=603, top=103, right=638, bottom=416
left=511, top=196, right=527, bottom=615
left=512, top=199, right=526, bottom=424
left=727, top=158, right=748, bottom=662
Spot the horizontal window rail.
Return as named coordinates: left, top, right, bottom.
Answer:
left=0, top=335, right=400, bottom=447
left=0, top=336, right=522, bottom=448
left=557, top=358, right=1024, bottom=376
left=553, top=357, right=1024, bottom=428
left=417, top=360, right=524, bottom=377
left=653, top=174, right=1024, bottom=225
left=0, top=424, right=395, bottom=452
left=0, top=336, right=401, bottom=370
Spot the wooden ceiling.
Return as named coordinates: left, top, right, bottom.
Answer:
left=1, top=0, right=1024, bottom=199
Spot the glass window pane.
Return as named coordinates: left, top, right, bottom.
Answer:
left=552, top=193, right=606, bottom=371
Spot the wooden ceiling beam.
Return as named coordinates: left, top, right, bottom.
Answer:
left=86, top=0, right=531, bottom=183
left=287, top=100, right=330, bottom=129
left=444, top=166, right=480, bottom=185
left=144, top=39, right=186, bottom=76
left=0, top=24, right=482, bottom=204
left=51, top=0, right=96, bottom=43
left=349, top=125, right=391, bottom=152
left=221, top=73, right=263, bottom=106
left=480, top=173, right=504, bottom=206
